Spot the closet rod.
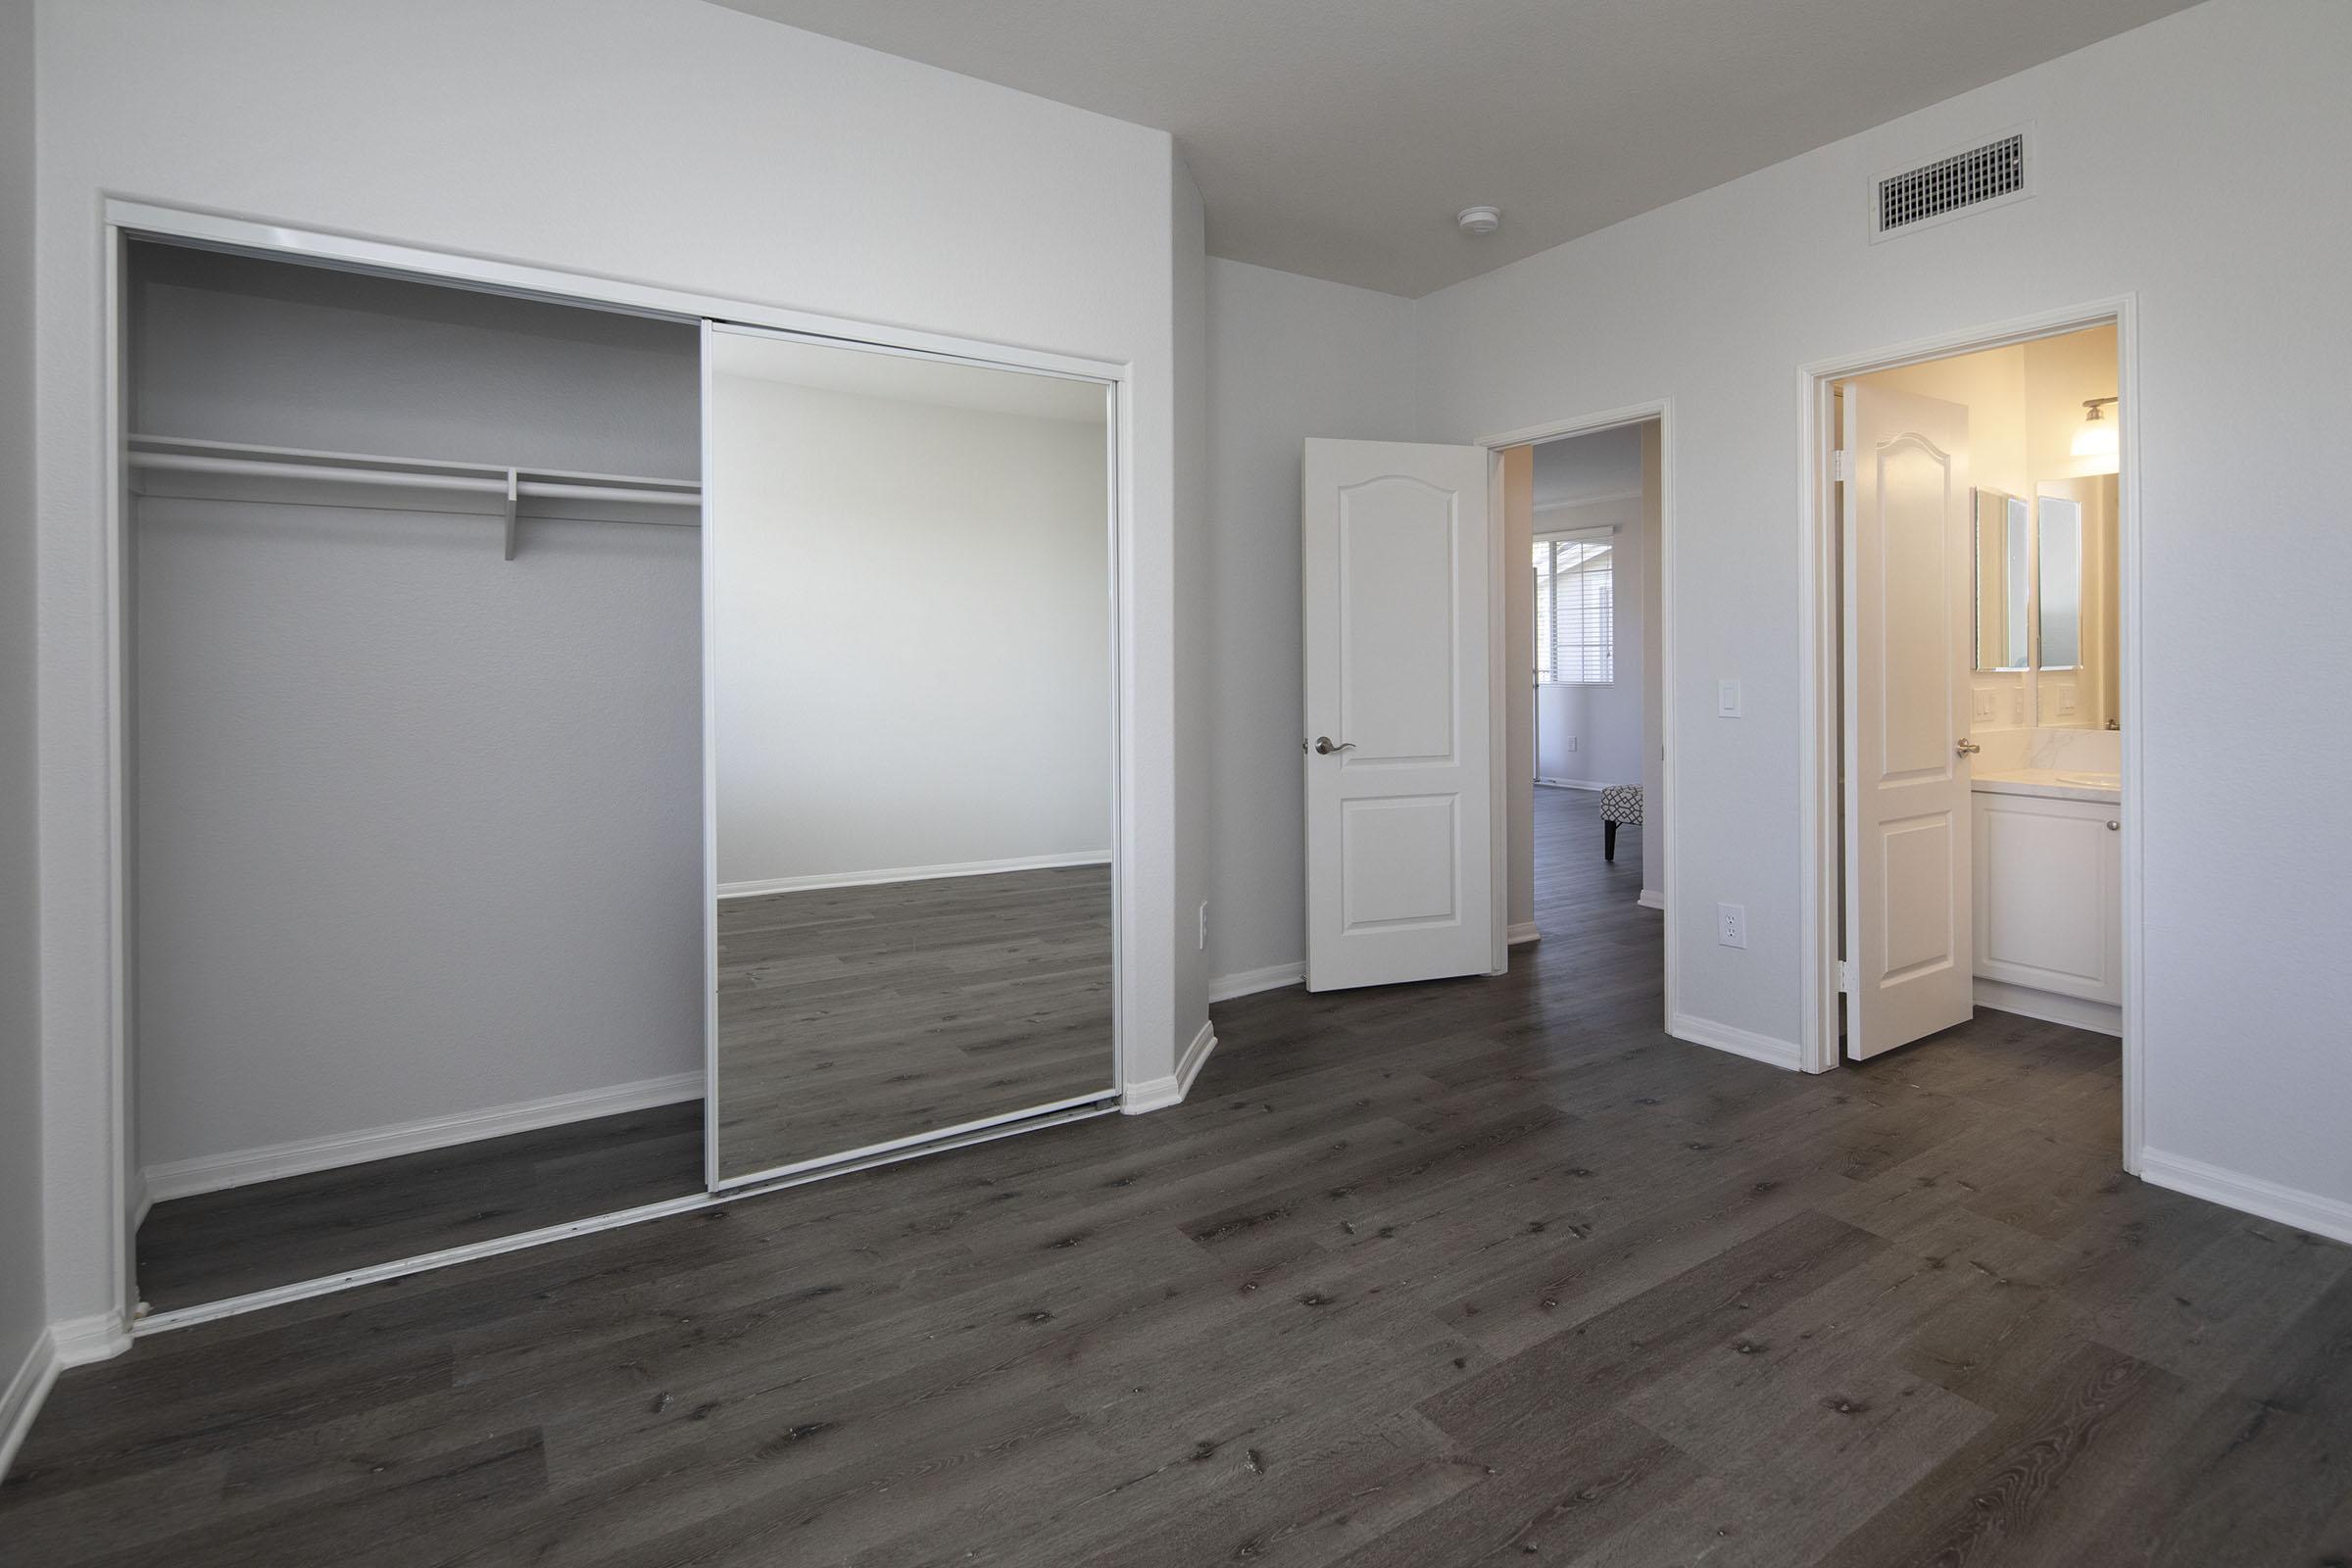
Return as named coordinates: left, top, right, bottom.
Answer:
left=129, top=450, right=702, bottom=510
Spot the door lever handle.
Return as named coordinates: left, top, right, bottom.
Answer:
left=1955, top=738, right=1982, bottom=756
left=1309, top=736, right=1356, bottom=755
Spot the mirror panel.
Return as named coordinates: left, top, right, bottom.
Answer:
left=706, top=326, right=1116, bottom=1185
left=2035, top=495, right=2082, bottom=672
left=1972, top=489, right=2032, bottom=672
left=2034, top=477, right=2119, bottom=730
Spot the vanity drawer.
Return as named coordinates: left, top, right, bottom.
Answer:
left=1972, top=791, right=2121, bottom=1004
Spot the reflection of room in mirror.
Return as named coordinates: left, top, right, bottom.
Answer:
left=1973, top=489, right=2032, bottom=673
left=2034, top=476, right=2119, bottom=731
left=706, top=328, right=1116, bottom=1184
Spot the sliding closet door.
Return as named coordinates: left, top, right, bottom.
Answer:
left=703, top=324, right=1118, bottom=1188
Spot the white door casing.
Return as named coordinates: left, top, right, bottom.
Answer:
left=1842, top=386, right=1974, bottom=1058
left=1301, top=439, right=1495, bottom=992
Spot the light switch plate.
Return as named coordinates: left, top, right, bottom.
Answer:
left=1717, top=679, right=1742, bottom=717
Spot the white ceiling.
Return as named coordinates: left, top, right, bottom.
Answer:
left=708, top=0, right=2199, bottom=297
left=1532, top=424, right=1642, bottom=511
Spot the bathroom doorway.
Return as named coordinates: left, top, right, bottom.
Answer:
left=1798, top=305, right=2139, bottom=1156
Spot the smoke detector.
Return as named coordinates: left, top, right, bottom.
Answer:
left=1457, top=206, right=1502, bottom=236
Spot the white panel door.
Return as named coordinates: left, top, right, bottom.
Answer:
left=1302, top=438, right=1494, bottom=992
left=1843, top=386, right=1974, bottom=1058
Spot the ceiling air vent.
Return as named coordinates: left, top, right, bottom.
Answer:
left=1875, top=131, right=2029, bottom=238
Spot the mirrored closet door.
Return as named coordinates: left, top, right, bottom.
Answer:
left=703, top=325, right=1119, bottom=1187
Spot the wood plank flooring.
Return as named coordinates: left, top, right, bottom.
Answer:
left=714, top=867, right=1114, bottom=1180
left=135, top=1102, right=707, bottom=1312
left=10, top=789, right=2348, bottom=1565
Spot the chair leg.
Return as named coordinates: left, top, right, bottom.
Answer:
left=1604, top=819, right=1618, bottom=861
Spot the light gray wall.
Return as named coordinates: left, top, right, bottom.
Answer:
left=129, top=250, right=705, bottom=1171
left=1639, top=422, right=1663, bottom=907
left=131, top=246, right=700, bottom=477
left=1533, top=492, right=1644, bottom=792
left=711, top=375, right=1109, bottom=886
left=1171, top=156, right=1212, bottom=1035
left=1202, top=258, right=1416, bottom=990
left=0, top=0, right=48, bottom=1446
left=1412, top=0, right=2352, bottom=1217
left=35, top=0, right=1186, bottom=1330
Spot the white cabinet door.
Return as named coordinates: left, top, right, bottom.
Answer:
left=1972, top=793, right=2122, bottom=1004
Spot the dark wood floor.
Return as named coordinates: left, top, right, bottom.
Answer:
left=136, top=1102, right=707, bottom=1312
left=714, top=866, right=1114, bottom=1180
left=9, top=792, right=2348, bottom=1566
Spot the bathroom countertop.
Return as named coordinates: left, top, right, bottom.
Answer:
left=1971, top=767, right=2121, bottom=805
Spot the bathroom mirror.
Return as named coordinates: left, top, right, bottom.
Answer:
left=1972, top=488, right=2032, bottom=673
left=2034, top=476, right=2120, bottom=729
left=704, top=324, right=1118, bottom=1188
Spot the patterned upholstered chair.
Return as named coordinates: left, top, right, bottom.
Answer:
left=1599, top=784, right=1642, bottom=862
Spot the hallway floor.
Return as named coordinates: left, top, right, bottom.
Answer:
left=5, top=797, right=2347, bottom=1565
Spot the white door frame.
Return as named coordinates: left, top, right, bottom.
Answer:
left=1475, top=400, right=1677, bottom=1034
left=1795, top=297, right=2143, bottom=1169
left=93, top=198, right=1141, bottom=1336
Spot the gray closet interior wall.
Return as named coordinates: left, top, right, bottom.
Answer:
left=128, top=244, right=705, bottom=1172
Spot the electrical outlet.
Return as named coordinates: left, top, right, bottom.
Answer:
left=1716, top=902, right=1747, bottom=949
left=1565, top=736, right=1578, bottom=752
left=1198, top=902, right=1208, bottom=952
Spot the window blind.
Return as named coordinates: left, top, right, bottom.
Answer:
left=1533, top=533, right=1613, bottom=684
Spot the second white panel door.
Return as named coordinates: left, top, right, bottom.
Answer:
left=1301, top=438, right=1495, bottom=992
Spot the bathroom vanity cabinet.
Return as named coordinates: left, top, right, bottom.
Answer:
left=1971, top=787, right=2123, bottom=1006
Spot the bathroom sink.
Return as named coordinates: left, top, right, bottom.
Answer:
left=2057, top=772, right=2120, bottom=789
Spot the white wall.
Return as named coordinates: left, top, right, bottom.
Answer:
left=711, top=375, right=1109, bottom=886
left=0, top=0, right=50, bottom=1461
left=34, top=0, right=1185, bottom=1333
left=1411, top=0, right=2352, bottom=1222
left=1501, top=445, right=1535, bottom=935
left=1171, top=155, right=1213, bottom=1040
left=1201, top=258, right=1417, bottom=991
left=1639, top=422, right=1663, bottom=907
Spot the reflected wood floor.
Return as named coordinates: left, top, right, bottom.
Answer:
left=134, top=1102, right=707, bottom=1314
left=8, top=791, right=2349, bottom=1566
left=713, top=866, right=1114, bottom=1179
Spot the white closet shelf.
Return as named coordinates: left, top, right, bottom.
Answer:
left=127, top=434, right=702, bottom=560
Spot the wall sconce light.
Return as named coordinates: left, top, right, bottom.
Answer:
left=2072, top=396, right=2120, bottom=470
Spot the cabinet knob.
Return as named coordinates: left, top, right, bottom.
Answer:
left=2106, top=820, right=2120, bottom=831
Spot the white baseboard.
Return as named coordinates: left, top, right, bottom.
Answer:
left=2138, top=1149, right=2352, bottom=1247
left=1637, top=889, right=1665, bottom=911
left=720, top=852, right=1109, bottom=900
left=1507, top=921, right=1541, bottom=947
left=50, top=1310, right=131, bottom=1368
left=1124, top=1020, right=1217, bottom=1114
left=1973, top=979, right=2122, bottom=1039
left=1535, top=778, right=1605, bottom=792
left=1209, top=961, right=1303, bottom=1003
left=1670, top=1011, right=1803, bottom=1071
left=143, top=1070, right=705, bottom=1202
left=1, top=1326, right=61, bottom=1481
